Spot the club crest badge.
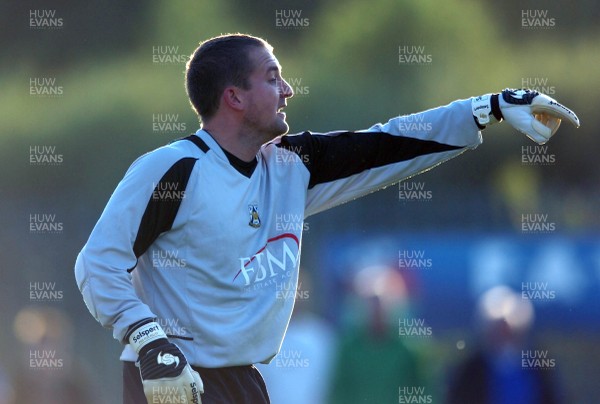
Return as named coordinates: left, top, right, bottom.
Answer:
left=248, top=204, right=261, bottom=228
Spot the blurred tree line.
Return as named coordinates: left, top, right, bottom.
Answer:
left=1, top=0, right=598, bottom=224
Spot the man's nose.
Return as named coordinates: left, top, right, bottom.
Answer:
left=279, top=79, right=294, bottom=98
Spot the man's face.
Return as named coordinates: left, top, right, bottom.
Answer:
left=241, top=47, right=293, bottom=142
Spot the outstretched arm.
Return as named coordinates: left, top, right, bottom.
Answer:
left=278, top=89, right=578, bottom=217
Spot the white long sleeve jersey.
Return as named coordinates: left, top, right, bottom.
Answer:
left=75, top=98, right=482, bottom=367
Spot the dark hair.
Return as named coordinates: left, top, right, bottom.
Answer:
left=185, top=34, right=272, bottom=122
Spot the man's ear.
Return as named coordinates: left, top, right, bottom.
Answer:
left=222, top=86, right=245, bottom=112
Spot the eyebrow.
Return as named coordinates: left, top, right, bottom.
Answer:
left=266, top=65, right=282, bottom=75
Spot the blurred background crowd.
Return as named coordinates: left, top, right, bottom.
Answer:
left=1, top=0, right=599, bottom=402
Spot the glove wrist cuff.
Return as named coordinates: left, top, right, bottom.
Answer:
left=128, top=321, right=168, bottom=354
left=472, top=94, right=503, bottom=128
left=490, top=93, right=503, bottom=122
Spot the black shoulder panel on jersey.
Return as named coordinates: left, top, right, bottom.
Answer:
left=132, top=157, right=197, bottom=259
left=278, top=131, right=463, bottom=189
left=174, top=134, right=210, bottom=153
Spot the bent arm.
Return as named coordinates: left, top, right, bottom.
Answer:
left=74, top=146, right=197, bottom=343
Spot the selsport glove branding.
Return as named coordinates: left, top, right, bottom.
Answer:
left=190, top=382, right=201, bottom=404
left=157, top=351, right=180, bottom=368
left=129, top=321, right=169, bottom=354
left=548, top=100, right=578, bottom=121
left=132, top=324, right=161, bottom=344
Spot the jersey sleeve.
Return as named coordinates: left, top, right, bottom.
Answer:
left=74, top=145, right=198, bottom=343
left=279, top=98, right=482, bottom=217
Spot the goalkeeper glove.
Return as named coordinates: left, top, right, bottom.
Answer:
left=472, top=89, right=580, bottom=144
left=128, top=320, right=203, bottom=404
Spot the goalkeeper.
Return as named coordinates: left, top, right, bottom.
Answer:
left=74, top=33, right=579, bottom=404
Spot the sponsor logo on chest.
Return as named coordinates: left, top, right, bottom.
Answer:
left=233, top=233, right=300, bottom=291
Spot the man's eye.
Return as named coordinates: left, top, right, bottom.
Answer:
left=269, top=78, right=278, bottom=84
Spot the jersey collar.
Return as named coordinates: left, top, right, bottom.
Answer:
left=195, top=129, right=258, bottom=178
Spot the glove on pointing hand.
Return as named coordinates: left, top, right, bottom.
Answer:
left=472, top=89, right=580, bottom=144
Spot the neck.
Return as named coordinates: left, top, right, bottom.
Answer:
left=202, top=120, right=261, bottom=162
